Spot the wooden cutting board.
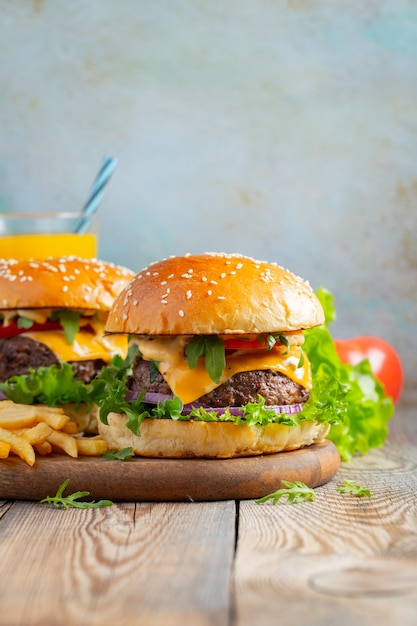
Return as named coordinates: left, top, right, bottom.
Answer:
left=0, top=440, right=340, bottom=502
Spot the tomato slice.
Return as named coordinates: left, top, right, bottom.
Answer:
left=223, top=337, right=274, bottom=350
left=0, top=320, right=62, bottom=338
left=334, top=336, right=404, bottom=404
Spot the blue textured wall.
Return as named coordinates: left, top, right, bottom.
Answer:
left=0, top=1, right=416, bottom=403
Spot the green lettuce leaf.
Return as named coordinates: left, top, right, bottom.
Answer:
left=0, top=362, right=106, bottom=408
left=302, top=288, right=394, bottom=461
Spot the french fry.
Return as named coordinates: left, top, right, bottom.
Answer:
left=20, top=422, right=54, bottom=445
left=0, top=427, right=36, bottom=466
left=34, top=441, right=52, bottom=456
left=47, top=430, right=78, bottom=458
left=36, top=405, right=65, bottom=413
left=61, top=421, right=79, bottom=435
left=0, top=405, right=39, bottom=429
left=0, top=401, right=107, bottom=464
left=0, top=401, right=16, bottom=410
left=34, top=408, right=70, bottom=430
left=0, top=441, right=11, bottom=459
left=76, top=437, right=107, bottom=456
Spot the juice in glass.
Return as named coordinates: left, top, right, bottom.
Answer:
left=0, top=212, right=98, bottom=260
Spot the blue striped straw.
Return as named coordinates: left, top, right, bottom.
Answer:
left=74, top=156, right=117, bottom=233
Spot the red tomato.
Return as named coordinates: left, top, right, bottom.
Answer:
left=223, top=337, right=268, bottom=350
left=334, top=336, right=403, bottom=403
left=0, top=321, right=62, bottom=338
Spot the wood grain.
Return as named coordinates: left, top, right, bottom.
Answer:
left=0, top=499, right=236, bottom=626
left=234, top=410, right=417, bottom=626
left=0, top=440, right=340, bottom=502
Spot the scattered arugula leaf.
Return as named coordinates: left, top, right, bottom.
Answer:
left=336, top=480, right=371, bottom=498
left=255, top=480, right=316, bottom=505
left=40, top=479, right=113, bottom=509
left=103, top=447, right=135, bottom=461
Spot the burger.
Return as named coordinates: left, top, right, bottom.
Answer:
left=98, top=252, right=332, bottom=458
left=0, top=256, right=136, bottom=432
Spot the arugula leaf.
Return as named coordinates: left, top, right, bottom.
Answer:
left=40, top=479, right=113, bottom=509
left=336, top=480, right=371, bottom=498
left=149, top=360, right=160, bottom=383
left=0, top=362, right=106, bottom=407
left=185, top=336, right=225, bottom=383
left=17, top=316, right=34, bottom=329
left=97, top=345, right=149, bottom=431
left=103, top=447, right=135, bottom=461
left=50, top=310, right=81, bottom=344
left=302, top=288, right=394, bottom=461
left=271, top=333, right=290, bottom=353
left=255, top=480, right=316, bottom=505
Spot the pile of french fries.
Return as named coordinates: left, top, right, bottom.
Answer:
left=0, top=400, right=107, bottom=466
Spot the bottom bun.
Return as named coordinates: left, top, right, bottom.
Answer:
left=61, top=403, right=99, bottom=434
left=98, top=412, right=330, bottom=459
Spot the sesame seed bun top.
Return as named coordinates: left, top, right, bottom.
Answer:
left=106, top=252, right=324, bottom=335
left=0, top=256, right=136, bottom=311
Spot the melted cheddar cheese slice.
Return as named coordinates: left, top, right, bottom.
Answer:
left=23, top=330, right=128, bottom=362
left=134, top=336, right=311, bottom=404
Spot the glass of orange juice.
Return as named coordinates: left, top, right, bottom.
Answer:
left=0, top=212, right=98, bottom=260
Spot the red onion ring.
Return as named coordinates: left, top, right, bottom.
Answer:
left=126, top=391, right=304, bottom=416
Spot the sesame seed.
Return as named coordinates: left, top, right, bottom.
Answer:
left=161, top=300, right=168, bottom=304
left=186, top=290, right=192, bottom=299
left=179, top=309, right=184, bottom=317
left=220, top=273, right=226, bottom=279
left=62, top=285, right=69, bottom=292
left=207, top=290, right=212, bottom=295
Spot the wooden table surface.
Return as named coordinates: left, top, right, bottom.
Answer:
left=1, top=405, right=417, bottom=626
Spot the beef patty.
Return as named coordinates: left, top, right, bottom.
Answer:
left=128, top=358, right=310, bottom=406
left=0, top=335, right=105, bottom=383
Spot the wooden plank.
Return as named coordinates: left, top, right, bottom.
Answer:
left=0, top=499, right=236, bottom=626
left=0, top=441, right=340, bottom=502
left=233, top=411, right=417, bottom=626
